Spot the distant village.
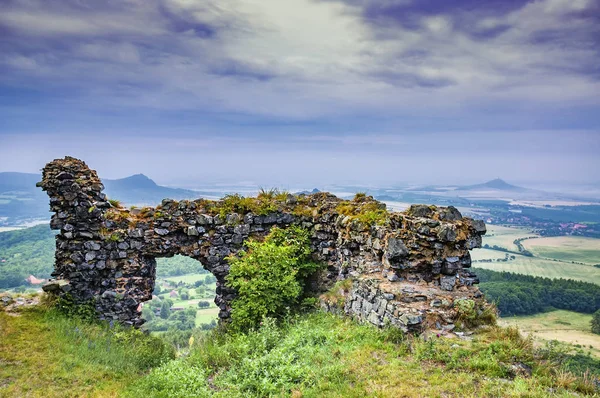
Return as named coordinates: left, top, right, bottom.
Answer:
left=481, top=213, right=598, bottom=238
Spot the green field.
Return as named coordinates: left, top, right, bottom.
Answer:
left=164, top=273, right=210, bottom=284
left=195, top=307, right=220, bottom=326
left=472, top=248, right=600, bottom=285
left=473, top=224, right=600, bottom=285
left=500, top=310, right=600, bottom=358
left=482, top=224, right=539, bottom=252
left=0, top=307, right=174, bottom=397
left=522, top=236, right=600, bottom=265
left=152, top=272, right=219, bottom=328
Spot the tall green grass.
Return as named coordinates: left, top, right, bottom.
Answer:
left=126, top=312, right=599, bottom=397
left=0, top=306, right=174, bottom=397
left=2, top=302, right=599, bottom=397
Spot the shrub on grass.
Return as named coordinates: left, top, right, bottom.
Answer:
left=226, top=226, right=322, bottom=332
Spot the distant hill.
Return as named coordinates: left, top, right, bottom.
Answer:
left=103, top=174, right=199, bottom=205
left=295, top=188, right=321, bottom=195
left=0, top=172, right=200, bottom=225
left=458, top=178, right=526, bottom=192
left=376, top=178, right=598, bottom=204
left=0, top=172, right=50, bottom=223
left=0, top=172, right=42, bottom=193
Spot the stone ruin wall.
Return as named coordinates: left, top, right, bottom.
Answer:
left=38, top=157, right=487, bottom=332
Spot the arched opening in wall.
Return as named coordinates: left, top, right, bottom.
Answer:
left=140, top=255, right=219, bottom=334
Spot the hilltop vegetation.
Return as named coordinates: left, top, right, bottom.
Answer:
left=0, top=305, right=174, bottom=397
left=226, top=226, right=322, bottom=332
left=2, top=302, right=600, bottom=397
left=128, top=312, right=600, bottom=398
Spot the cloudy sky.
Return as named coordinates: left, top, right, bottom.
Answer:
left=0, top=0, right=599, bottom=186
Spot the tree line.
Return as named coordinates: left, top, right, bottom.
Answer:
left=474, top=268, right=600, bottom=317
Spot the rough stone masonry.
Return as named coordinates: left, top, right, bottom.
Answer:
left=38, top=156, right=487, bottom=332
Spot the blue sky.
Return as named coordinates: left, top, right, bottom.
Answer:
left=0, top=0, right=599, bottom=186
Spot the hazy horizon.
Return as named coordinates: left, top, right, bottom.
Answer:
left=1, top=0, right=599, bottom=186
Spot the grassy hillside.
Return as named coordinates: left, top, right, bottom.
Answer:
left=0, top=304, right=174, bottom=397
left=1, top=302, right=599, bottom=397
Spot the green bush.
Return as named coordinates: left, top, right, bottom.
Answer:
left=226, top=226, right=322, bottom=332
left=129, top=313, right=364, bottom=397
left=455, top=298, right=477, bottom=322
left=111, top=327, right=175, bottom=369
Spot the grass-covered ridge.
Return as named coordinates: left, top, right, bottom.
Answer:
left=2, top=300, right=600, bottom=397
left=0, top=304, right=174, bottom=397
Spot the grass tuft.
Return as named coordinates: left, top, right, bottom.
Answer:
left=108, top=199, right=122, bottom=208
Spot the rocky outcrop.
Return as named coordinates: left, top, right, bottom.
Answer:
left=38, top=156, right=486, bottom=331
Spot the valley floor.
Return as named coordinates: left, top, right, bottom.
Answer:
left=471, top=225, right=600, bottom=285
left=500, top=310, right=600, bottom=358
